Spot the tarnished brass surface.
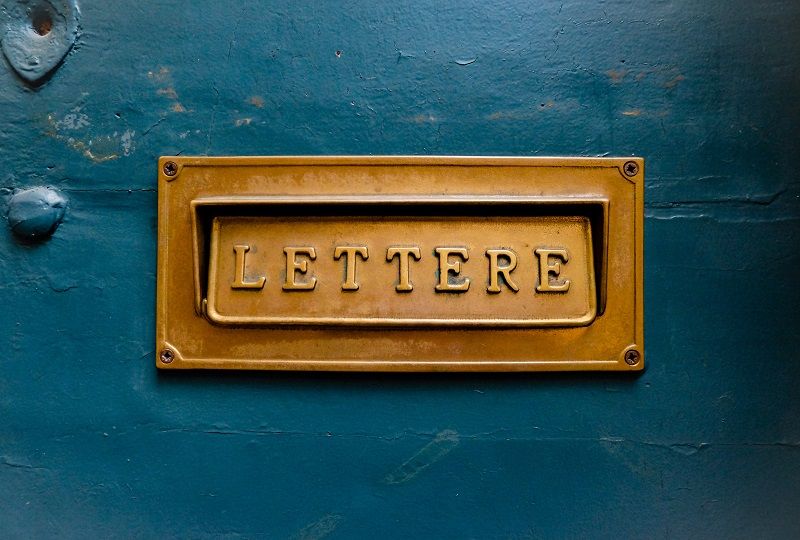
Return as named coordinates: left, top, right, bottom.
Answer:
left=157, top=156, right=644, bottom=371
left=207, top=215, right=596, bottom=327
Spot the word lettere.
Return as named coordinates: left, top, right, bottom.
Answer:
left=231, top=244, right=572, bottom=294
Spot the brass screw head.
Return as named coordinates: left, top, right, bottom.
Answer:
left=623, top=161, right=639, bottom=177
left=160, top=349, right=175, bottom=364
left=163, top=161, right=178, bottom=177
left=624, top=350, right=641, bottom=366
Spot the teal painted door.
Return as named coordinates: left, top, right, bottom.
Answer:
left=1, top=1, right=799, bottom=537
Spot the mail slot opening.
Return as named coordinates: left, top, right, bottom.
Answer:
left=190, top=197, right=608, bottom=328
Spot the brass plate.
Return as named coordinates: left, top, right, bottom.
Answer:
left=157, top=156, right=644, bottom=371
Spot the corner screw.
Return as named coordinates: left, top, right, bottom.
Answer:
left=624, top=349, right=641, bottom=366
left=163, top=161, right=178, bottom=177
left=160, top=348, right=175, bottom=364
left=623, top=161, right=639, bottom=177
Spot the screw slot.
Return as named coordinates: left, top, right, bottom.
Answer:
left=624, top=350, right=641, bottom=366
left=163, top=161, right=178, bottom=177
left=160, top=349, right=175, bottom=364
left=623, top=161, right=639, bottom=177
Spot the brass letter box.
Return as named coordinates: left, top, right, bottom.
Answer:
left=157, top=156, right=643, bottom=371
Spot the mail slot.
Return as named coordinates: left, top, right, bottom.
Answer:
left=157, top=156, right=643, bottom=371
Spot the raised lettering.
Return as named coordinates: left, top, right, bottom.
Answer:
left=283, top=247, right=317, bottom=290
left=231, top=244, right=266, bottom=290
left=435, top=247, right=470, bottom=292
left=334, top=245, right=369, bottom=290
left=386, top=246, right=421, bottom=292
left=486, top=248, right=519, bottom=293
left=534, top=248, right=570, bottom=292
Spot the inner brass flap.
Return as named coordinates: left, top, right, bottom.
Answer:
left=206, top=213, right=596, bottom=327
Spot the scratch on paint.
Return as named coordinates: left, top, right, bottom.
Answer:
left=290, top=514, right=342, bottom=540
left=384, top=429, right=460, bottom=485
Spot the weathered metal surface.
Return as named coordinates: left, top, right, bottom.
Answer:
left=157, top=156, right=642, bottom=371
left=1, top=0, right=799, bottom=537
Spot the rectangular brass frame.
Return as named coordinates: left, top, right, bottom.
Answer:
left=157, top=156, right=644, bottom=372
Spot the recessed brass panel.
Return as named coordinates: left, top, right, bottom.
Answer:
left=156, top=156, right=644, bottom=371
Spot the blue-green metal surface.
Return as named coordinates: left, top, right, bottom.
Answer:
left=1, top=1, right=799, bottom=537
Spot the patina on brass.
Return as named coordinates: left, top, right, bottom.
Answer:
left=207, top=214, right=596, bottom=327
left=157, top=156, right=644, bottom=371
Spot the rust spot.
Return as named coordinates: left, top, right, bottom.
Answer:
left=171, top=103, right=186, bottom=113
left=31, top=9, right=53, bottom=36
left=248, top=96, right=265, bottom=108
left=622, top=109, right=642, bottom=117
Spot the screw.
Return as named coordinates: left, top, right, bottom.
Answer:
left=163, top=161, right=178, bottom=177
left=160, top=348, right=175, bottom=364
left=624, top=349, right=641, bottom=366
left=623, top=161, right=639, bottom=177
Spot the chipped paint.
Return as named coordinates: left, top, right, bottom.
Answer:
left=606, top=68, right=628, bottom=83
left=664, top=73, right=686, bottom=89
left=248, top=95, right=265, bottom=108
left=149, top=66, right=188, bottom=113
left=45, top=112, right=136, bottom=162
